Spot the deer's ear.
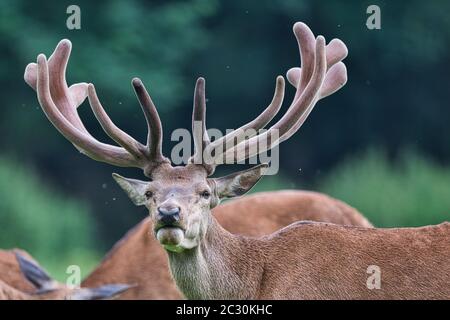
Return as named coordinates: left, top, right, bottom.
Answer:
left=15, top=252, right=58, bottom=291
left=112, top=173, right=149, bottom=206
left=213, top=163, right=268, bottom=199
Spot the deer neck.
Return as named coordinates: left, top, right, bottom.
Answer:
left=166, top=216, right=265, bottom=300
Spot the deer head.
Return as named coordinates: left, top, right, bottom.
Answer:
left=24, top=22, right=347, bottom=253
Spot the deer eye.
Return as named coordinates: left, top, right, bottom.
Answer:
left=200, top=190, right=211, bottom=199
left=145, top=191, right=153, bottom=199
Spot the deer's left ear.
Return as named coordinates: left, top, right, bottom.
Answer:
left=213, top=163, right=268, bottom=199
left=112, top=173, right=149, bottom=206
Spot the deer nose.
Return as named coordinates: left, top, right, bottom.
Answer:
left=157, top=206, right=180, bottom=224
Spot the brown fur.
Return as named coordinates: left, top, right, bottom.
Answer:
left=81, top=191, right=371, bottom=299
left=257, top=221, right=449, bottom=299
left=0, top=249, right=36, bottom=293
left=173, top=219, right=449, bottom=299
left=0, top=278, right=129, bottom=300
left=0, top=249, right=131, bottom=300
left=0, top=280, right=87, bottom=300
left=0, top=280, right=29, bottom=300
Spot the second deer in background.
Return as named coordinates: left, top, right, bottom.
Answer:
left=0, top=250, right=131, bottom=300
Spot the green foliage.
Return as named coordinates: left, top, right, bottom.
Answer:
left=318, top=149, right=450, bottom=227
left=0, top=157, right=99, bottom=280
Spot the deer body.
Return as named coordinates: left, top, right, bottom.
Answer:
left=169, top=219, right=450, bottom=300
left=258, top=221, right=449, bottom=299
left=82, top=191, right=370, bottom=299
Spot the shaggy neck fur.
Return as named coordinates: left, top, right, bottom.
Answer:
left=0, top=281, right=27, bottom=300
left=167, top=215, right=266, bottom=300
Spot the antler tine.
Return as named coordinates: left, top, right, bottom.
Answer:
left=326, top=38, right=348, bottom=68
left=280, top=65, right=347, bottom=145
left=218, top=35, right=328, bottom=164
left=292, top=22, right=316, bottom=102
left=190, top=77, right=211, bottom=165
left=87, top=84, right=146, bottom=159
left=281, top=37, right=348, bottom=143
left=131, top=78, right=167, bottom=163
left=204, top=76, right=285, bottom=162
left=319, top=61, right=347, bottom=99
left=288, top=25, right=348, bottom=95
left=25, top=40, right=89, bottom=134
left=35, top=54, right=139, bottom=167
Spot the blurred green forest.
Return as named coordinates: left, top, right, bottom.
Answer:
left=0, top=0, right=449, bottom=280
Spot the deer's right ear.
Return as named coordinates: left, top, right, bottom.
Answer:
left=15, top=252, right=58, bottom=291
left=112, top=173, right=149, bottom=206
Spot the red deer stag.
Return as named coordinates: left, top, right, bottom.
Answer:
left=0, top=250, right=131, bottom=300
left=24, top=22, right=447, bottom=299
left=22, top=21, right=373, bottom=299
left=108, top=22, right=449, bottom=300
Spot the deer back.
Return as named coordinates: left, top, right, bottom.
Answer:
left=257, top=221, right=450, bottom=299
